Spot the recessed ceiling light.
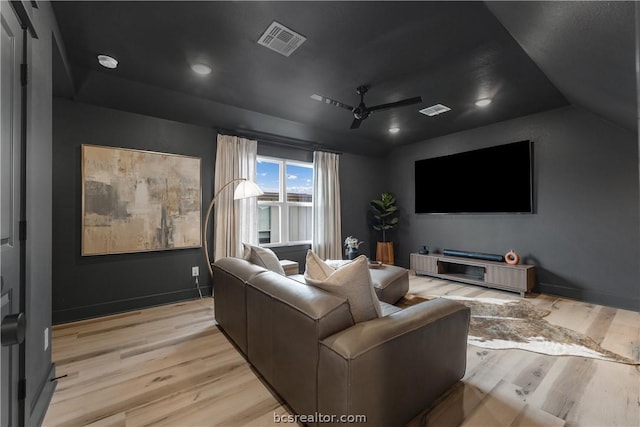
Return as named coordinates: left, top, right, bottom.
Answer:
left=97, top=54, right=118, bottom=69
left=191, top=63, right=212, bottom=75
left=389, top=127, right=400, bottom=134
left=475, top=98, right=492, bottom=107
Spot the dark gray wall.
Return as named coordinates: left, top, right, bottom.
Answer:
left=52, top=98, right=216, bottom=323
left=388, top=105, right=639, bottom=310
left=340, top=153, right=388, bottom=259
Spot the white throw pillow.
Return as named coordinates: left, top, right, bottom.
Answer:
left=304, top=250, right=382, bottom=323
left=325, top=259, right=353, bottom=270
left=243, top=243, right=286, bottom=276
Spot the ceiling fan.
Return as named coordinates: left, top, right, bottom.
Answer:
left=311, top=85, right=423, bottom=129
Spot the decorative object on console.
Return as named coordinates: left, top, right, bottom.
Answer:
left=344, top=236, right=364, bottom=260
left=203, top=178, right=263, bottom=277
left=505, top=249, right=520, bottom=265
left=418, top=245, right=429, bottom=255
left=369, top=192, right=399, bottom=264
left=81, top=144, right=202, bottom=256
left=442, top=248, right=505, bottom=263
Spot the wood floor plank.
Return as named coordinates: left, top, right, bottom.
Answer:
left=461, top=380, right=565, bottom=427
left=43, top=277, right=639, bottom=427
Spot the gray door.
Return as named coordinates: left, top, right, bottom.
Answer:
left=1, top=2, right=25, bottom=426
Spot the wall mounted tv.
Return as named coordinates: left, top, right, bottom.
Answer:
left=415, top=140, right=533, bottom=214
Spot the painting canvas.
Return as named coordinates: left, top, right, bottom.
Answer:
left=82, top=145, right=201, bottom=256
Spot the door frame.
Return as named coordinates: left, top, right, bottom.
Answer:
left=2, top=2, right=36, bottom=426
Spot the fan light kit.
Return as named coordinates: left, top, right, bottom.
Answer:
left=311, top=85, right=422, bottom=129
left=191, top=63, right=212, bottom=75
left=389, top=127, right=400, bottom=134
left=475, top=98, right=492, bottom=107
left=97, top=55, right=118, bottom=69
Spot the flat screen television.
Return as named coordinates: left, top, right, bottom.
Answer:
left=414, top=140, right=533, bottom=214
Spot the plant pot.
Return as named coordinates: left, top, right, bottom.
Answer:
left=376, top=242, right=394, bottom=265
left=348, top=247, right=360, bottom=260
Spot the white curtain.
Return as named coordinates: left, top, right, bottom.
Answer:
left=312, top=151, right=342, bottom=260
left=213, top=134, right=258, bottom=260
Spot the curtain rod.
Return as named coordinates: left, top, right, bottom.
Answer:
left=215, top=128, right=343, bottom=155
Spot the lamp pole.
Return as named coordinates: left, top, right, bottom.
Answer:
left=203, top=178, right=248, bottom=278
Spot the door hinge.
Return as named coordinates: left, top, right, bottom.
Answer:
left=20, top=64, right=28, bottom=86
left=19, top=221, right=27, bottom=241
left=18, top=378, right=26, bottom=401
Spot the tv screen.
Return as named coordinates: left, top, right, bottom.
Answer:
left=414, top=140, right=533, bottom=214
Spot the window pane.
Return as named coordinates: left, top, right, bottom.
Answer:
left=288, top=206, right=312, bottom=242
left=258, top=205, right=280, bottom=244
left=286, top=163, right=313, bottom=202
left=257, top=159, right=280, bottom=202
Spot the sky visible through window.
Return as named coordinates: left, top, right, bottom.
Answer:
left=257, top=159, right=313, bottom=196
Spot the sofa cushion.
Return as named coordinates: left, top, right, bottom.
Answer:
left=370, top=265, right=410, bottom=304
left=380, top=301, right=402, bottom=317
left=304, top=251, right=382, bottom=323
left=243, top=243, right=285, bottom=275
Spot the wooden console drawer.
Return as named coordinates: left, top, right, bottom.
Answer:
left=486, top=266, right=526, bottom=289
left=410, top=253, right=437, bottom=274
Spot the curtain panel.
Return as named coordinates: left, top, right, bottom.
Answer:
left=213, top=135, right=258, bottom=260
left=312, top=151, right=342, bottom=260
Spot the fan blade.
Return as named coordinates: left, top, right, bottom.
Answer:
left=368, top=96, right=423, bottom=112
left=310, top=94, right=354, bottom=111
left=350, top=117, right=363, bottom=129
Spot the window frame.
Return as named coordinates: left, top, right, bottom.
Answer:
left=256, top=155, right=313, bottom=247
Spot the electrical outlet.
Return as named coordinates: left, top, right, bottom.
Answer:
left=192, top=266, right=199, bottom=277
left=44, top=328, right=49, bottom=351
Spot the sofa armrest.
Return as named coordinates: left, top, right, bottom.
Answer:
left=318, top=298, right=470, bottom=427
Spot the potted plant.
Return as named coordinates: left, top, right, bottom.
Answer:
left=369, top=192, right=399, bottom=264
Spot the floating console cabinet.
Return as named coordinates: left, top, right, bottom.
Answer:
left=410, top=253, right=535, bottom=297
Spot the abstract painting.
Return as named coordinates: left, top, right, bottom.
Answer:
left=82, top=145, right=201, bottom=256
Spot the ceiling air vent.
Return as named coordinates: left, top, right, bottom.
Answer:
left=257, top=21, right=306, bottom=57
left=419, top=104, right=451, bottom=117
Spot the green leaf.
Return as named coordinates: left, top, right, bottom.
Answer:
left=370, top=199, right=385, bottom=209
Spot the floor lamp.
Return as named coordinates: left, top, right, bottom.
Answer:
left=203, top=178, right=263, bottom=279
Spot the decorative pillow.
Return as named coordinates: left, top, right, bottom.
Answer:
left=325, top=259, right=353, bottom=270
left=304, top=250, right=382, bottom=323
left=243, top=243, right=286, bottom=276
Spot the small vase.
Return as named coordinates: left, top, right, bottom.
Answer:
left=348, top=247, right=360, bottom=260
left=505, top=249, right=520, bottom=265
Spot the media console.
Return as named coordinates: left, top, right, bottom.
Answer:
left=410, top=253, right=535, bottom=297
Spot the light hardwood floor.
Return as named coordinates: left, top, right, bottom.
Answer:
left=42, top=275, right=640, bottom=427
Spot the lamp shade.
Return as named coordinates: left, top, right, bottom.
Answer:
left=233, top=180, right=263, bottom=200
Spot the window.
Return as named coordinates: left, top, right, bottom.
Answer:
left=256, top=156, right=313, bottom=245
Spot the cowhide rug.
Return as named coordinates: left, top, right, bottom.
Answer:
left=397, top=294, right=639, bottom=365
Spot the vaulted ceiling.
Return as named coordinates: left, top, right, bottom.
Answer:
left=52, top=1, right=636, bottom=156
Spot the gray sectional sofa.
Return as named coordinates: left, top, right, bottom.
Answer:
left=212, top=257, right=470, bottom=426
